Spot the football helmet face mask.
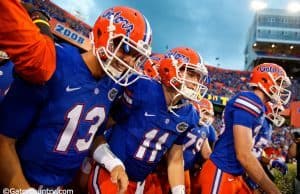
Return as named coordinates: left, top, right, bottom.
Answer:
left=92, top=6, right=152, bottom=86
left=158, top=47, right=208, bottom=103
left=194, top=99, right=214, bottom=126
left=265, top=101, right=285, bottom=127
left=143, top=53, right=164, bottom=79
left=249, top=63, right=291, bottom=105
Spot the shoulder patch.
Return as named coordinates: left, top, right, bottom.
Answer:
left=234, top=96, right=263, bottom=117
left=201, top=131, right=207, bottom=138
left=108, top=88, right=118, bottom=101
left=176, top=122, right=189, bottom=133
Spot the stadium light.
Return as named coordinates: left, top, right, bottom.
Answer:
left=287, top=1, right=300, bottom=13
left=253, top=43, right=257, bottom=47
left=251, top=0, right=267, bottom=11
left=290, top=45, right=294, bottom=49
left=271, top=43, right=276, bottom=48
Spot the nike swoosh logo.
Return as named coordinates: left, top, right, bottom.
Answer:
left=228, top=178, right=234, bottom=182
left=144, top=112, right=156, bottom=117
left=66, top=86, right=81, bottom=92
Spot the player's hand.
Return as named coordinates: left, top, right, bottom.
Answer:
left=270, top=158, right=288, bottom=175
left=110, top=165, right=129, bottom=194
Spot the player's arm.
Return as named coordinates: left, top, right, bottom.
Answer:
left=200, top=138, right=212, bottom=160
left=0, top=0, right=56, bottom=84
left=21, top=1, right=54, bottom=40
left=0, top=78, right=47, bottom=191
left=167, top=144, right=185, bottom=194
left=233, top=125, right=281, bottom=194
left=0, top=135, right=30, bottom=189
left=91, top=135, right=128, bottom=193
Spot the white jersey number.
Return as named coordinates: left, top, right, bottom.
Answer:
left=183, top=132, right=205, bottom=155
left=135, top=129, right=170, bottom=162
left=55, top=104, right=105, bottom=152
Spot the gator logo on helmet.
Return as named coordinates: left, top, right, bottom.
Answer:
left=165, top=51, right=190, bottom=63
left=102, top=9, right=134, bottom=36
left=257, top=65, right=284, bottom=76
left=150, top=55, right=163, bottom=61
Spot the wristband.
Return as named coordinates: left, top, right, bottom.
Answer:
left=93, top=143, right=125, bottom=172
left=171, top=185, right=185, bottom=194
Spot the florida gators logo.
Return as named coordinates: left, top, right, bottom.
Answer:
left=108, top=88, right=118, bottom=101
left=176, top=122, right=189, bottom=133
left=102, top=9, right=134, bottom=36
left=165, top=51, right=190, bottom=63
left=257, top=65, right=284, bottom=76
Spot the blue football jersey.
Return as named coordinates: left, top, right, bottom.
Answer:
left=210, top=91, right=265, bottom=175
left=183, top=123, right=209, bottom=170
left=106, top=77, right=198, bottom=182
left=207, top=125, right=217, bottom=144
left=0, top=43, right=121, bottom=186
left=252, top=118, right=272, bottom=158
left=0, top=60, right=13, bottom=102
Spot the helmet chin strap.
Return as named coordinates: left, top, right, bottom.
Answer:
left=167, top=93, right=188, bottom=117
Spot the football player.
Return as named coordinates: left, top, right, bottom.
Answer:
left=199, top=63, right=291, bottom=194
left=243, top=102, right=287, bottom=193
left=196, top=97, right=217, bottom=148
left=87, top=47, right=209, bottom=194
left=0, top=1, right=152, bottom=193
left=187, top=99, right=215, bottom=194
left=143, top=99, right=214, bottom=194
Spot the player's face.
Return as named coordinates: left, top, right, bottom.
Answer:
left=202, top=111, right=214, bottom=124
left=179, top=68, right=202, bottom=90
left=110, top=45, right=143, bottom=74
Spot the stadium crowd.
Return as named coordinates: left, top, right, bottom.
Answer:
left=26, top=0, right=91, bottom=37
left=206, top=65, right=250, bottom=98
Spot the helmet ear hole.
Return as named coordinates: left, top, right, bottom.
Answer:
left=97, top=29, right=102, bottom=37
left=262, top=77, right=267, bottom=84
left=164, top=67, right=169, bottom=73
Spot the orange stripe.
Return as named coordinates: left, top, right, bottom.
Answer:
left=239, top=96, right=262, bottom=110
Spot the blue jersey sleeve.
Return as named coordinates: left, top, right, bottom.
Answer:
left=232, top=108, right=257, bottom=129
left=232, top=92, right=264, bottom=129
left=208, top=125, right=217, bottom=143
left=0, top=76, right=48, bottom=138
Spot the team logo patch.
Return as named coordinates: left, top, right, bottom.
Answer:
left=176, top=122, right=189, bottom=133
left=201, top=131, right=207, bottom=138
left=108, top=88, right=118, bottom=101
